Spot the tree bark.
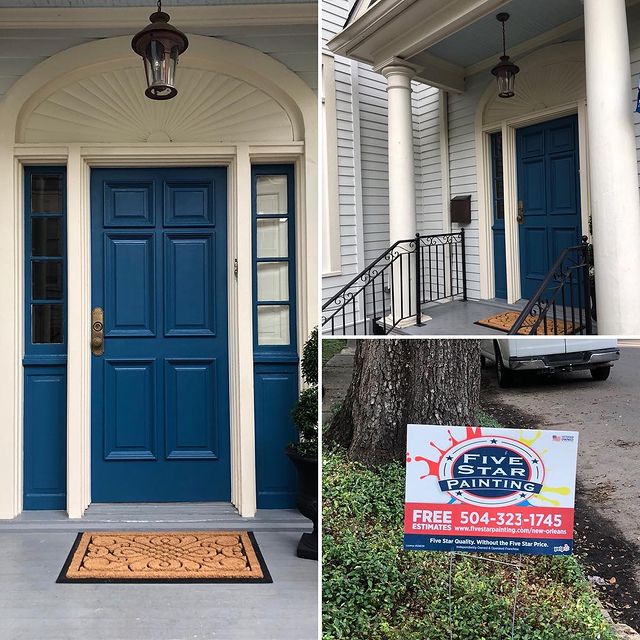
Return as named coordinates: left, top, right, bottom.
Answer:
left=326, top=339, right=481, bottom=465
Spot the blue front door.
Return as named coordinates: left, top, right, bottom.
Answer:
left=517, top=115, right=581, bottom=299
left=91, top=167, right=230, bottom=502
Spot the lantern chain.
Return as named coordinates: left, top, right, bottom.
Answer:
left=157, top=0, right=162, bottom=13
left=502, top=18, right=506, bottom=57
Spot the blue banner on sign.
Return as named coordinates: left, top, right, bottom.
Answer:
left=404, top=534, right=573, bottom=556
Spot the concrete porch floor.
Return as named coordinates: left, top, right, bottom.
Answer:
left=0, top=505, right=317, bottom=640
left=396, top=298, right=527, bottom=335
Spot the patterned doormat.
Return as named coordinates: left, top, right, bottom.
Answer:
left=475, top=310, right=581, bottom=335
left=57, top=531, right=272, bottom=584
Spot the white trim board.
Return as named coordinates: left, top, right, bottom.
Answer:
left=0, top=5, right=317, bottom=29
left=0, top=35, right=317, bottom=520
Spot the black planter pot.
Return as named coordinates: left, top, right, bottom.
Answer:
left=285, top=447, right=318, bottom=561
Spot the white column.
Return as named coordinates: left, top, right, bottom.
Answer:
left=381, top=64, right=418, bottom=323
left=382, top=64, right=417, bottom=244
left=584, top=0, right=640, bottom=334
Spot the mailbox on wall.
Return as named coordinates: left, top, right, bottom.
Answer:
left=450, top=195, right=471, bottom=225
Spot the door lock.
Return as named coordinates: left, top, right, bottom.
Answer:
left=91, top=307, right=104, bottom=356
left=517, top=200, right=524, bottom=224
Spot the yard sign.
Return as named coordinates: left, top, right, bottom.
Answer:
left=404, top=425, right=578, bottom=556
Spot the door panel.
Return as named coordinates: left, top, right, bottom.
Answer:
left=105, top=233, right=155, bottom=335
left=164, top=233, right=216, bottom=336
left=517, top=115, right=581, bottom=299
left=165, top=359, right=219, bottom=459
left=91, top=167, right=229, bottom=503
left=103, top=359, right=156, bottom=460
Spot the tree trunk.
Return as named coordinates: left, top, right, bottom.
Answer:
left=327, top=339, right=481, bottom=465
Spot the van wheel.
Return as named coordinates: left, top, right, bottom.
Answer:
left=590, top=366, right=611, bottom=381
left=495, top=344, right=516, bottom=388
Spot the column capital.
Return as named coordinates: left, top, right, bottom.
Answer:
left=374, top=57, right=421, bottom=81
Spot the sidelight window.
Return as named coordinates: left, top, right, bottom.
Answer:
left=25, top=167, right=66, bottom=350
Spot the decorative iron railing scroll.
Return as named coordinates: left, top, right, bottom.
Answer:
left=322, top=230, right=467, bottom=335
left=508, top=237, right=594, bottom=336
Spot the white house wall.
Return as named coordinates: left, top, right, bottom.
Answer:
left=322, top=0, right=449, bottom=310
left=447, top=71, right=488, bottom=301
left=322, top=0, right=359, bottom=303
left=322, top=5, right=640, bottom=307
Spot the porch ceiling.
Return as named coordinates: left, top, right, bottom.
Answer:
left=329, top=0, right=635, bottom=92
left=0, top=2, right=318, bottom=96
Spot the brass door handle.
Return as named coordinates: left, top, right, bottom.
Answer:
left=517, top=200, right=524, bottom=224
left=91, top=307, right=104, bottom=356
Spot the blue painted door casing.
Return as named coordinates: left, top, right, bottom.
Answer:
left=491, top=132, right=507, bottom=299
left=517, top=115, right=581, bottom=299
left=252, top=164, right=299, bottom=509
left=23, top=166, right=67, bottom=510
left=91, top=167, right=230, bottom=502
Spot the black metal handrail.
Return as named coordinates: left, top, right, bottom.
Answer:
left=322, top=230, right=466, bottom=335
left=508, top=237, right=594, bottom=335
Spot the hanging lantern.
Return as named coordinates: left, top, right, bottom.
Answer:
left=491, top=13, right=519, bottom=99
left=131, top=0, right=189, bottom=100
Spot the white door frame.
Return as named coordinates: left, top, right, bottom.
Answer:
left=0, top=34, right=317, bottom=519
left=478, top=102, right=589, bottom=304
left=475, top=42, right=589, bottom=303
left=15, top=142, right=305, bottom=519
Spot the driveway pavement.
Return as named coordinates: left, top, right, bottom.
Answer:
left=481, top=340, right=640, bottom=630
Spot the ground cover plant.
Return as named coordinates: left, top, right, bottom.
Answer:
left=322, top=419, right=615, bottom=640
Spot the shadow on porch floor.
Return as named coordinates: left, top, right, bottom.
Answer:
left=396, top=298, right=526, bottom=335
left=0, top=506, right=317, bottom=640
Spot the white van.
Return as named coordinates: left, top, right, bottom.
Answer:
left=480, top=338, right=619, bottom=387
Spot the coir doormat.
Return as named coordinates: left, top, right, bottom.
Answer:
left=475, top=310, right=581, bottom=335
left=57, top=531, right=272, bottom=584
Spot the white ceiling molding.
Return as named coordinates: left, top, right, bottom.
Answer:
left=20, top=65, right=294, bottom=144
left=328, top=0, right=505, bottom=65
left=0, top=4, right=317, bottom=29
left=482, top=41, right=586, bottom=126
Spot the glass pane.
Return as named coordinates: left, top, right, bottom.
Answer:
left=256, top=175, right=288, bottom=215
left=257, top=262, right=289, bottom=301
left=31, top=218, right=62, bottom=257
left=32, top=261, right=63, bottom=300
left=257, top=305, right=290, bottom=345
left=257, top=218, right=288, bottom=258
left=496, top=199, right=504, bottom=220
left=32, top=304, right=63, bottom=344
left=32, top=174, right=62, bottom=213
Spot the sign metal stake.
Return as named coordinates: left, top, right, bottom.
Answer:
left=447, top=552, right=523, bottom=640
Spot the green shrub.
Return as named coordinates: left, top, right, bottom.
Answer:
left=322, top=447, right=615, bottom=640
left=290, top=327, right=318, bottom=458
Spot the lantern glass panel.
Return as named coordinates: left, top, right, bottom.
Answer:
left=497, top=71, right=515, bottom=98
left=143, top=39, right=179, bottom=98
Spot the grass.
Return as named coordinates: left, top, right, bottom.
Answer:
left=322, top=417, right=615, bottom=640
left=322, top=339, right=347, bottom=367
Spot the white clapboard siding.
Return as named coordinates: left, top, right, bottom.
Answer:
left=413, top=84, right=443, bottom=237
left=322, top=0, right=359, bottom=305
left=447, top=72, right=488, bottom=300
